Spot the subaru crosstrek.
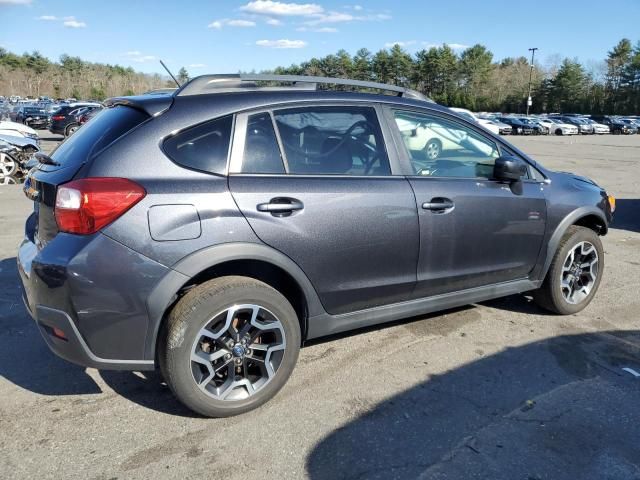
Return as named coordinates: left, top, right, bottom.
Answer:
left=18, top=74, right=615, bottom=417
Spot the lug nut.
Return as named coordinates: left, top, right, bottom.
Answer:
left=224, top=354, right=231, bottom=360
left=235, top=358, right=242, bottom=365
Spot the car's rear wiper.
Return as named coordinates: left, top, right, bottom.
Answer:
left=34, top=151, right=61, bottom=166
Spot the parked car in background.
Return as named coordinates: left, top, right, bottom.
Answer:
left=590, top=115, right=637, bottom=135
left=582, top=118, right=610, bottom=134
left=0, top=120, right=40, bottom=142
left=620, top=118, right=640, bottom=134
left=13, top=106, right=49, bottom=129
left=448, top=107, right=506, bottom=135
left=496, top=116, right=534, bottom=135
left=519, top=117, right=549, bottom=135
left=77, top=106, right=103, bottom=126
left=551, top=116, right=594, bottom=134
left=48, top=102, right=102, bottom=136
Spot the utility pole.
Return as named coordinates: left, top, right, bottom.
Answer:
left=526, top=47, right=538, bottom=115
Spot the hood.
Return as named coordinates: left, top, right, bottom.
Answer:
left=0, top=120, right=37, bottom=136
left=0, top=133, right=39, bottom=150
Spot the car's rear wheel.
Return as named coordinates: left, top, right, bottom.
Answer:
left=65, top=124, right=79, bottom=137
left=533, top=226, right=603, bottom=315
left=424, top=139, right=441, bottom=160
left=160, top=276, right=301, bottom=417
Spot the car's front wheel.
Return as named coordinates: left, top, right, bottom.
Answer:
left=160, top=276, right=301, bottom=417
left=533, top=226, right=604, bottom=315
left=424, top=139, right=441, bottom=160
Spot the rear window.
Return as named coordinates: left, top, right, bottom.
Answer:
left=163, top=116, right=233, bottom=175
left=50, top=106, right=148, bottom=168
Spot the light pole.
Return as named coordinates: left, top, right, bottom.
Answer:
left=526, top=47, right=538, bottom=115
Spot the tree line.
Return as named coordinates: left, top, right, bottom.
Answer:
left=271, top=39, right=640, bottom=115
left=1, top=38, right=638, bottom=114
left=0, top=48, right=170, bottom=100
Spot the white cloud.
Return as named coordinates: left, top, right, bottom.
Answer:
left=0, top=0, right=32, bottom=4
left=208, top=18, right=256, bottom=29
left=353, top=5, right=363, bottom=10
left=423, top=42, right=469, bottom=50
left=266, top=17, right=282, bottom=25
left=241, top=0, right=323, bottom=16
left=296, top=26, right=337, bottom=33
left=37, top=15, right=58, bottom=20
left=63, top=16, right=86, bottom=28
left=125, top=51, right=156, bottom=63
left=384, top=40, right=417, bottom=48
left=256, top=39, right=307, bottom=49
left=189, top=63, right=206, bottom=68
left=227, top=19, right=256, bottom=27
left=303, top=10, right=391, bottom=25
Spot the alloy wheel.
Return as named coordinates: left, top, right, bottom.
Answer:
left=560, top=241, right=599, bottom=305
left=0, top=152, right=18, bottom=177
left=425, top=141, right=440, bottom=160
left=190, top=304, right=286, bottom=401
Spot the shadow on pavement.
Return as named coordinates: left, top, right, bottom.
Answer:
left=611, top=199, right=640, bottom=234
left=306, top=330, right=640, bottom=480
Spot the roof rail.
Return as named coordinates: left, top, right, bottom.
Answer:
left=176, top=73, right=432, bottom=102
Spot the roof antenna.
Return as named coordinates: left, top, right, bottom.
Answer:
left=160, top=60, right=181, bottom=88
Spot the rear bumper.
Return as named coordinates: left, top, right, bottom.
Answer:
left=17, top=229, right=170, bottom=370
left=24, top=303, right=154, bottom=370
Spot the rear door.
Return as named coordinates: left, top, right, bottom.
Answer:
left=385, top=107, right=547, bottom=298
left=228, top=104, right=419, bottom=315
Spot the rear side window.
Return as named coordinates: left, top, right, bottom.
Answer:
left=273, top=106, right=390, bottom=175
left=163, top=116, right=232, bottom=175
left=51, top=106, right=148, bottom=168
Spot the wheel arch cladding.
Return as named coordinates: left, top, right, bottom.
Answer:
left=540, top=207, right=608, bottom=281
left=145, top=242, right=324, bottom=359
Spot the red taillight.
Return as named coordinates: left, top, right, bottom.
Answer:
left=54, top=178, right=146, bottom=234
left=51, top=115, right=65, bottom=121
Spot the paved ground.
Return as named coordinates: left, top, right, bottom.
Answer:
left=1, top=134, right=639, bottom=480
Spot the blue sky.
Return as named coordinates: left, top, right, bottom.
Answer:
left=1, top=0, right=639, bottom=76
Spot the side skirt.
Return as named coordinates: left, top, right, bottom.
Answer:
left=306, top=278, right=540, bottom=340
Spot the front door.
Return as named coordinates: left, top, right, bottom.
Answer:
left=387, top=108, right=547, bottom=298
left=229, top=105, right=420, bottom=315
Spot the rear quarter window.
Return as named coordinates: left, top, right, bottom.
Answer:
left=50, top=106, right=148, bottom=168
left=162, top=116, right=233, bottom=175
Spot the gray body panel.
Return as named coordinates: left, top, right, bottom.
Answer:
left=17, top=88, right=613, bottom=368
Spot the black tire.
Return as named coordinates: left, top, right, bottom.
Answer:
left=533, top=226, right=604, bottom=315
left=160, top=276, right=301, bottom=417
left=65, top=123, right=79, bottom=137
left=556, top=128, right=563, bottom=136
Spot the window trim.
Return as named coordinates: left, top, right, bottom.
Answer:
left=228, top=102, right=403, bottom=177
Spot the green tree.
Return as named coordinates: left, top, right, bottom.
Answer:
left=177, top=67, right=189, bottom=84
left=605, top=38, right=632, bottom=112
left=547, top=59, right=588, bottom=112
left=352, top=48, right=372, bottom=81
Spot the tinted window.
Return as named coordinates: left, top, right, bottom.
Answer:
left=164, top=116, right=232, bottom=175
left=273, top=106, right=390, bottom=175
left=393, top=110, right=500, bottom=178
left=242, top=113, right=285, bottom=174
left=51, top=106, right=148, bottom=168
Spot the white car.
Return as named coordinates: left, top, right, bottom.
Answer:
left=449, top=107, right=504, bottom=135
left=0, top=120, right=40, bottom=142
left=395, top=115, right=497, bottom=162
left=584, top=119, right=610, bottom=134
left=538, top=118, right=579, bottom=136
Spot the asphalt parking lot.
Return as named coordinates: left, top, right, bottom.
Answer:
left=1, top=134, right=639, bottom=480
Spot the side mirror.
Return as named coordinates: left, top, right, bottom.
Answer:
left=493, top=156, right=527, bottom=195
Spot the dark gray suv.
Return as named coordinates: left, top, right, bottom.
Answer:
left=18, top=75, right=615, bottom=417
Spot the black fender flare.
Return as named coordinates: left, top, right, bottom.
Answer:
left=536, top=207, right=607, bottom=282
left=144, top=242, right=324, bottom=359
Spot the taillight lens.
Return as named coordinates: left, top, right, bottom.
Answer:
left=55, top=178, right=146, bottom=234
left=51, top=115, right=65, bottom=121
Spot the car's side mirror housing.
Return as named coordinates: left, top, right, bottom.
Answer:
left=493, top=156, right=527, bottom=195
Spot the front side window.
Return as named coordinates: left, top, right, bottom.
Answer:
left=393, top=110, right=500, bottom=179
left=273, top=106, right=391, bottom=175
left=163, top=115, right=232, bottom=175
